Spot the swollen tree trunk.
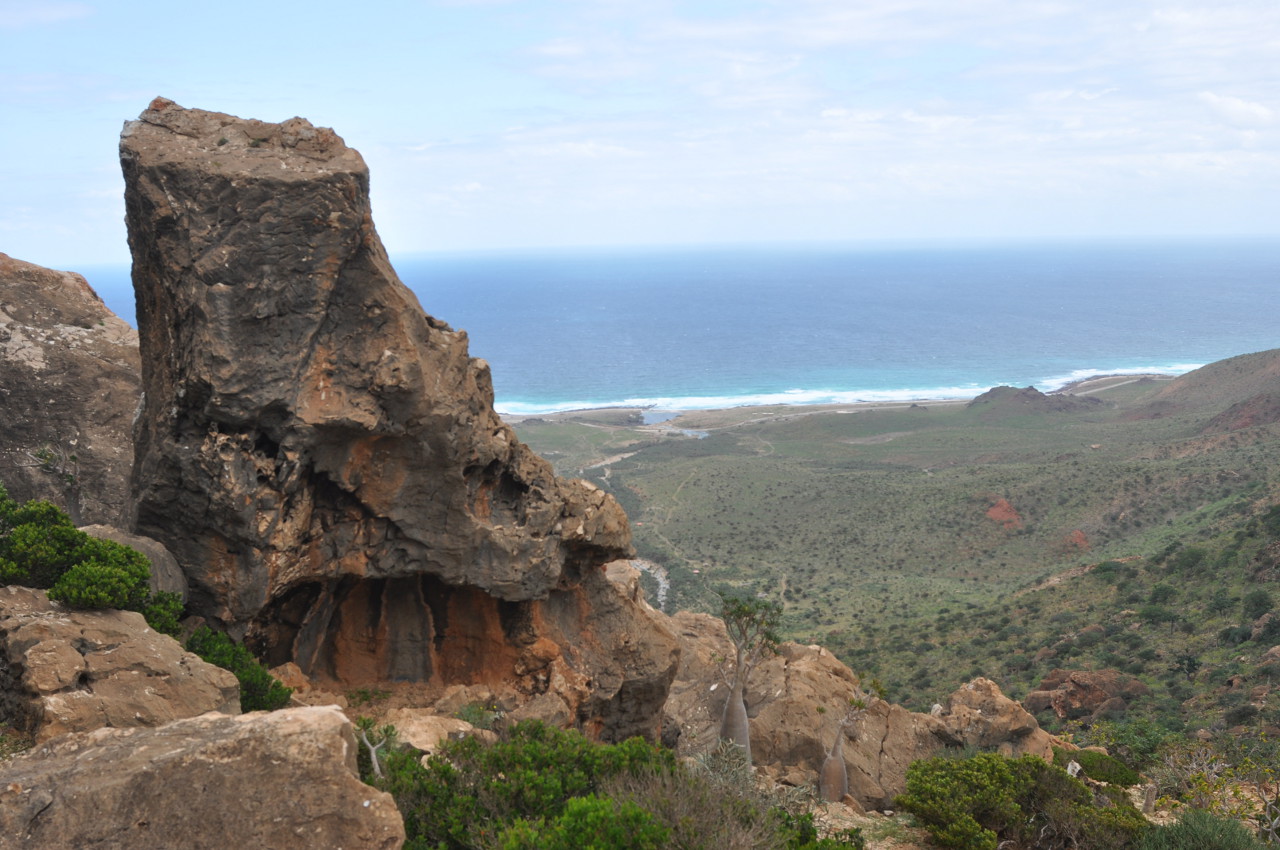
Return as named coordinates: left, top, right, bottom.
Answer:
left=819, top=732, right=848, bottom=802
left=719, top=644, right=752, bottom=763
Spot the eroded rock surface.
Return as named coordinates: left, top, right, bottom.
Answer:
left=662, top=611, right=1059, bottom=808
left=120, top=98, right=676, bottom=739
left=0, top=254, right=140, bottom=526
left=1023, top=668, right=1151, bottom=722
left=0, top=586, right=238, bottom=742
left=0, top=706, right=404, bottom=849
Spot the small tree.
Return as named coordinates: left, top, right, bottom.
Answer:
left=1242, top=589, right=1273, bottom=622
left=819, top=696, right=870, bottom=802
left=716, top=594, right=781, bottom=764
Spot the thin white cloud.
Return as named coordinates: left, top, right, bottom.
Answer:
left=1198, top=92, right=1276, bottom=128
left=0, top=1, right=90, bottom=28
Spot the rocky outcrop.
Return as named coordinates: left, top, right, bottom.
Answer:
left=660, top=611, right=1059, bottom=808
left=0, top=253, right=140, bottom=526
left=119, top=99, right=676, bottom=740
left=0, top=706, right=404, bottom=849
left=968, top=385, right=1104, bottom=416
left=1023, top=668, right=1151, bottom=722
left=0, top=586, right=239, bottom=742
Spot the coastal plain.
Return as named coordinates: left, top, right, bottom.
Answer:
left=510, top=364, right=1280, bottom=711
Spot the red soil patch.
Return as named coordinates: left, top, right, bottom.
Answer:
left=1063, top=529, right=1090, bottom=551
left=985, top=497, right=1023, bottom=530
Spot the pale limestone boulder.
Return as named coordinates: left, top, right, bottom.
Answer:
left=0, top=706, right=403, bottom=849
left=0, top=586, right=239, bottom=741
left=935, top=677, right=1057, bottom=760
left=383, top=708, right=495, bottom=756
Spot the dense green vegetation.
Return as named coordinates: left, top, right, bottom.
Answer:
left=0, top=483, right=182, bottom=635
left=364, top=720, right=866, bottom=850
left=186, top=626, right=294, bottom=712
left=897, top=751, right=1149, bottom=850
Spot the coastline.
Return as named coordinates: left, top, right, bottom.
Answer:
left=500, top=372, right=1177, bottom=430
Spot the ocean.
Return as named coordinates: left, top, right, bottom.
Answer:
left=81, top=237, right=1280, bottom=416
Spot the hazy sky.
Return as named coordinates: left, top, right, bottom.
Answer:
left=3, top=0, right=1278, bottom=267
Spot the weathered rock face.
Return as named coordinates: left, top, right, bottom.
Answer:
left=120, top=98, right=675, bottom=739
left=1023, top=668, right=1151, bottom=722
left=0, top=253, right=140, bottom=526
left=661, top=612, right=1060, bottom=808
left=0, top=586, right=239, bottom=742
left=0, top=706, right=404, bottom=849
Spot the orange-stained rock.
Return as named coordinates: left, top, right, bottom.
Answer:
left=119, top=100, right=678, bottom=741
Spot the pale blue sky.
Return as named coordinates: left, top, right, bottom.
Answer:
left=2, top=0, right=1278, bottom=267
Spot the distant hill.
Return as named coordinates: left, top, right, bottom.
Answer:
left=1128, top=348, right=1280, bottom=423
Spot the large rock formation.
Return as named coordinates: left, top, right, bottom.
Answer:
left=1023, top=668, right=1151, bottom=722
left=0, top=706, right=404, bottom=849
left=0, top=586, right=239, bottom=742
left=662, top=612, right=1059, bottom=808
left=0, top=253, right=140, bottom=526
left=120, top=98, right=676, bottom=740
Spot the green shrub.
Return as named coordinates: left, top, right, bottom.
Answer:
left=376, top=720, right=677, bottom=850
left=495, top=794, right=669, bottom=850
left=1137, top=809, right=1268, bottom=850
left=371, top=720, right=862, bottom=850
left=1077, top=718, right=1174, bottom=771
left=1, top=486, right=181, bottom=624
left=185, top=626, right=292, bottom=712
left=140, top=591, right=185, bottom=637
left=1054, top=747, right=1142, bottom=786
left=897, top=752, right=1149, bottom=850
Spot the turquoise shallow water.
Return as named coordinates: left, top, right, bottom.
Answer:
left=82, top=237, right=1280, bottom=415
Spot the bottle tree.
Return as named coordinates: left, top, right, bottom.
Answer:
left=716, top=595, right=781, bottom=764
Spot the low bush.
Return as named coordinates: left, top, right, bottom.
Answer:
left=1053, top=747, right=1142, bottom=786
left=1137, top=809, right=1268, bottom=850
left=495, top=794, right=669, bottom=850
left=896, top=751, right=1149, bottom=850
left=370, top=720, right=864, bottom=850
left=185, top=626, right=292, bottom=712
left=1, top=485, right=182, bottom=632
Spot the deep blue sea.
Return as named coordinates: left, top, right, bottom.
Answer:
left=82, top=238, right=1280, bottom=416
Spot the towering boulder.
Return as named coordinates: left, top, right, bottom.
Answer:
left=119, top=99, right=675, bottom=739
left=0, top=254, right=140, bottom=526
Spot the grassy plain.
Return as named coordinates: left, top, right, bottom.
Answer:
left=511, top=363, right=1280, bottom=723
